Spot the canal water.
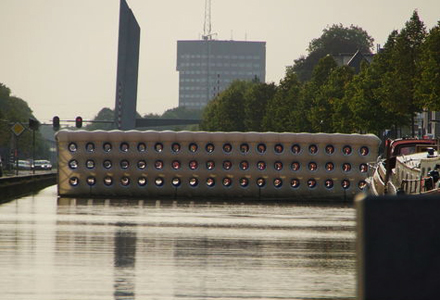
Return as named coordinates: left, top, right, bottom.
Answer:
left=0, top=185, right=356, bottom=300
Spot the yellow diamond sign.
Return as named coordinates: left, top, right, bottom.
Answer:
left=11, top=122, right=26, bottom=136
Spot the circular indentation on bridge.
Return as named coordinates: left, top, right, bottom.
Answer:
left=273, top=178, right=283, bottom=188
left=86, top=160, right=95, bottom=169
left=206, top=161, right=215, bottom=170
left=360, top=146, right=369, bottom=156
left=308, top=162, right=317, bottom=171
left=274, top=161, right=283, bottom=171
left=223, top=160, right=232, bottom=170
left=257, top=143, right=266, bottom=154
left=154, top=143, right=163, bottom=153
left=360, top=163, right=368, bottom=173
left=240, top=178, right=249, bottom=187
left=240, top=161, right=249, bottom=170
left=325, top=162, right=334, bottom=171
left=120, top=160, right=129, bottom=169
left=103, top=160, right=112, bottom=169
left=291, top=144, right=301, bottom=154
left=342, top=179, right=350, bottom=189
left=358, top=180, right=367, bottom=190
left=291, top=162, right=300, bottom=171
left=342, top=163, right=351, bottom=172
left=68, top=159, right=78, bottom=169
left=188, top=143, right=198, bottom=153
left=121, top=176, right=130, bottom=186
left=325, top=179, right=334, bottom=189
left=222, top=177, right=232, bottom=187
left=257, top=161, right=266, bottom=170
left=69, top=177, right=79, bottom=186
left=137, top=160, right=146, bottom=170
left=274, top=144, right=284, bottom=154
left=103, top=142, right=112, bottom=153
left=189, top=160, right=198, bottom=170
left=172, top=177, right=181, bottom=187
left=307, top=179, right=317, bottom=188
left=206, top=177, right=215, bottom=187
left=137, top=142, right=147, bottom=152
left=155, top=177, right=164, bottom=187
left=343, top=145, right=352, bottom=155
left=68, top=143, right=77, bottom=152
left=104, top=176, right=113, bottom=186
left=86, top=142, right=95, bottom=152
left=256, top=178, right=266, bottom=187
left=240, top=143, right=249, bottom=154
left=309, top=144, right=318, bottom=154
left=223, top=143, right=232, bottom=153
left=138, top=177, right=147, bottom=186
left=189, top=177, right=198, bottom=187
left=291, top=179, right=300, bottom=188
left=155, top=160, right=163, bottom=170
left=87, top=176, right=96, bottom=186
left=325, top=145, right=335, bottom=155
left=171, top=143, right=181, bottom=153
left=172, top=160, right=181, bottom=170
left=205, top=143, right=215, bottom=153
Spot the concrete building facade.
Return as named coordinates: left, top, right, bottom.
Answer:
left=176, top=40, right=266, bottom=109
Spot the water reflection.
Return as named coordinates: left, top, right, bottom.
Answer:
left=114, top=224, right=136, bottom=300
left=0, top=186, right=356, bottom=300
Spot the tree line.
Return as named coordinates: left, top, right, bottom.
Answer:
left=200, top=11, right=440, bottom=138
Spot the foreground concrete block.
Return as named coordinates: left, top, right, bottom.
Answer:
left=356, top=194, right=440, bottom=300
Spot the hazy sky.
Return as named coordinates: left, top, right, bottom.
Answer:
left=1, top=0, right=439, bottom=124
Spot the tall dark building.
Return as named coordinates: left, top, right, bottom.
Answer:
left=114, top=0, right=140, bottom=130
left=176, top=40, right=266, bottom=109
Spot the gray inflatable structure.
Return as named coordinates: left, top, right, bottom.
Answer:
left=56, top=130, right=380, bottom=200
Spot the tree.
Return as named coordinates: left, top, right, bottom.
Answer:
left=200, top=81, right=251, bottom=131
left=303, top=55, right=339, bottom=132
left=263, top=69, right=302, bottom=132
left=85, top=108, right=116, bottom=131
left=291, top=24, right=374, bottom=82
left=378, top=11, right=427, bottom=136
left=415, top=22, right=440, bottom=111
left=243, top=82, right=276, bottom=131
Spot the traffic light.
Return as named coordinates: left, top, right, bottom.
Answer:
left=52, top=116, right=60, bottom=131
left=75, top=116, right=83, bottom=128
left=28, top=118, right=40, bottom=130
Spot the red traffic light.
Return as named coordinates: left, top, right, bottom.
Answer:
left=52, top=116, right=60, bottom=131
left=75, top=116, right=83, bottom=128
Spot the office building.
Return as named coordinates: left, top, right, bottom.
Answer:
left=176, top=40, right=266, bottom=109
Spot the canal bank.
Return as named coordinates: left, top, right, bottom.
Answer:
left=0, top=172, right=57, bottom=203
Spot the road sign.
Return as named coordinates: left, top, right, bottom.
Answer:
left=11, top=122, right=26, bottom=136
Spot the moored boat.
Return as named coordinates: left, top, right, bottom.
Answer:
left=369, top=138, right=440, bottom=196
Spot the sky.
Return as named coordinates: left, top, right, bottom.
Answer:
left=0, top=0, right=439, bottom=124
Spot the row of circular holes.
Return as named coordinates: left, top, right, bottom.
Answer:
left=68, top=159, right=368, bottom=173
left=68, top=142, right=370, bottom=156
left=69, top=176, right=367, bottom=190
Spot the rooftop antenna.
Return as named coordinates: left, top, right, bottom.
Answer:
left=202, top=0, right=216, bottom=40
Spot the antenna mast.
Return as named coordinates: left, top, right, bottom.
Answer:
left=203, top=0, right=214, bottom=40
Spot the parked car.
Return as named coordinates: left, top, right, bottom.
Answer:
left=16, top=160, right=32, bottom=170
left=33, top=160, right=52, bottom=170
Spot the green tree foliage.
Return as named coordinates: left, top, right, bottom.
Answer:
left=263, top=69, right=302, bottom=132
left=291, top=24, right=374, bottom=82
left=244, top=82, right=276, bottom=131
left=85, top=107, right=116, bottom=131
left=0, top=83, right=49, bottom=162
left=200, top=81, right=250, bottom=131
left=378, top=11, right=427, bottom=136
left=415, top=22, right=440, bottom=110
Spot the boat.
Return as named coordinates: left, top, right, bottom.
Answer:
left=369, top=138, right=440, bottom=196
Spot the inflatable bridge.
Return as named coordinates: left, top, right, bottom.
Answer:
left=56, top=130, right=380, bottom=201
